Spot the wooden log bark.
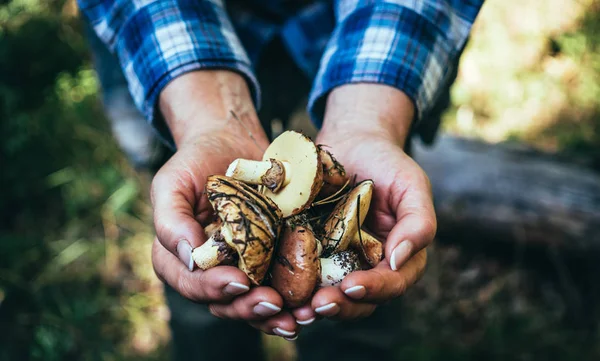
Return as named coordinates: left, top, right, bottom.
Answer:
left=411, top=135, right=600, bottom=252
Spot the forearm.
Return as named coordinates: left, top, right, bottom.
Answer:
left=309, top=1, right=484, bottom=138
left=321, top=84, right=415, bottom=148
left=79, top=0, right=260, bottom=149
left=159, top=70, right=265, bottom=148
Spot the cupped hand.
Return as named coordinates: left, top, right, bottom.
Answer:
left=150, top=71, right=301, bottom=338
left=291, top=84, right=435, bottom=322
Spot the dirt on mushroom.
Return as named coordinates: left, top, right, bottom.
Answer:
left=191, top=130, right=382, bottom=298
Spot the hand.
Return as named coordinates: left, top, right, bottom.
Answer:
left=292, top=84, right=435, bottom=322
left=150, top=71, right=301, bottom=338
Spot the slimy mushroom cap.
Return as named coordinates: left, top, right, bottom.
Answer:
left=205, top=175, right=282, bottom=285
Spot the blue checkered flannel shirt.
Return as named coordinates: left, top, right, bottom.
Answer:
left=78, top=0, right=484, bottom=146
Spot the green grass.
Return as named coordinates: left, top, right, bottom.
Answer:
left=1, top=0, right=600, bottom=360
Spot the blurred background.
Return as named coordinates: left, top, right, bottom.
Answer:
left=1, top=0, right=600, bottom=360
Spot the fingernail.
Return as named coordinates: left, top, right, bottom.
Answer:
left=344, top=285, right=366, bottom=299
left=315, top=302, right=340, bottom=316
left=296, top=317, right=315, bottom=326
left=254, top=302, right=281, bottom=317
left=177, top=240, right=194, bottom=271
left=223, top=282, right=249, bottom=296
left=390, top=240, right=412, bottom=271
left=284, top=335, right=298, bottom=341
left=273, top=327, right=295, bottom=337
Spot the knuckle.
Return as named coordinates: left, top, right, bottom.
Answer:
left=370, top=270, right=386, bottom=296
left=395, top=277, right=408, bottom=296
left=414, top=249, right=429, bottom=281
left=234, top=300, right=252, bottom=320
left=208, top=304, right=224, bottom=319
left=196, top=270, right=223, bottom=301
left=177, top=275, right=200, bottom=302
left=360, top=304, right=377, bottom=319
left=412, top=215, right=437, bottom=245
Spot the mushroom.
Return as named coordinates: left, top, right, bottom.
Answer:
left=226, top=158, right=290, bottom=193
left=191, top=175, right=282, bottom=285
left=319, top=250, right=362, bottom=287
left=351, top=228, right=384, bottom=268
left=320, top=180, right=383, bottom=266
left=270, top=216, right=321, bottom=308
left=191, top=225, right=238, bottom=269
left=317, top=146, right=349, bottom=198
left=225, top=130, right=324, bottom=218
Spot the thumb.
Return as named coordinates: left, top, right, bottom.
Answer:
left=151, top=167, right=208, bottom=271
left=384, top=171, right=436, bottom=271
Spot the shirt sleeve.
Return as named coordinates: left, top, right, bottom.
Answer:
left=77, top=0, right=260, bottom=148
left=308, top=0, right=484, bottom=129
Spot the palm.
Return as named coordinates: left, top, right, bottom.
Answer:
left=156, top=133, right=268, bottom=227
left=315, top=133, right=434, bottom=259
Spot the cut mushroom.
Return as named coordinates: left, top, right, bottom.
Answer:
left=319, top=250, right=362, bottom=287
left=191, top=175, right=282, bottom=285
left=351, top=228, right=383, bottom=268
left=317, top=146, right=349, bottom=198
left=225, top=130, right=324, bottom=218
left=270, top=217, right=321, bottom=308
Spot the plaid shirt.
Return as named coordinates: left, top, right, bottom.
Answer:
left=79, top=0, right=483, bottom=146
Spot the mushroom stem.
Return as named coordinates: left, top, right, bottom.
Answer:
left=319, top=250, right=361, bottom=287
left=226, top=158, right=291, bottom=192
left=192, top=230, right=237, bottom=270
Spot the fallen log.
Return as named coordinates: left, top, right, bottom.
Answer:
left=412, top=135, right=600, bottom=252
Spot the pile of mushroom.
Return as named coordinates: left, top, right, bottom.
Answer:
left=192, top=130, right=384, bottom=308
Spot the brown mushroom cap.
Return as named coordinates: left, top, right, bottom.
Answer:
left=321, top=180, right=374, bottom=256
left=270, top=218, right=321, bottom=308
left=317, top=146, right=348, bottom=198
left=205, top=175, right=283, bottom=285
left=318, top=146, right=347, bottom=186
left=351, top=228, right=383, bottom=267
left=261, top=131, right=324, bottom=218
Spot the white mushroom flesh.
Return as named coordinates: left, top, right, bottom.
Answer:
left=320, top=250, right=361, bottom=287
left=261, top=131, right=323, bottom=218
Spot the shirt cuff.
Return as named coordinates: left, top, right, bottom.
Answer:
left=308, top=2, right=472, bottom=129
left=113, top=0, right=260, bottom=149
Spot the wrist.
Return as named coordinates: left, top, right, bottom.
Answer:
left=158, top=70, right=266, bottom=148
left=321, top=83, right=415, bottom=147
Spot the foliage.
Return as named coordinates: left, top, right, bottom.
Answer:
left=0, top=1, right=169, bottom=360
left=443, top=0, right=600, bottom=162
